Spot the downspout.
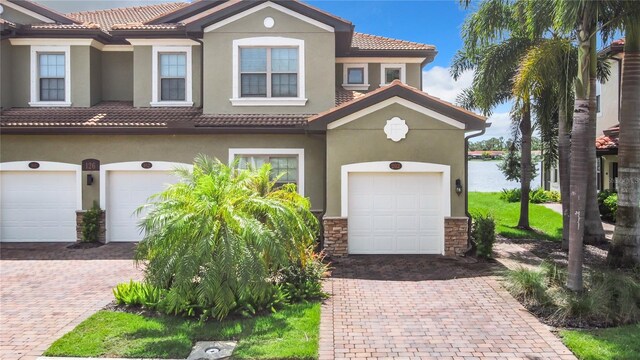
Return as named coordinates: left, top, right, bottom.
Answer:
left=463, top=124, right=489, bottom=254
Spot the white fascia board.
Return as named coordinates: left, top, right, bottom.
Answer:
left=204, top=1, right=334, bottom=33
left=327, top=96, right=466, bottom=130
left=126, top=39, right=201, bottom=46
left=10, top=38, right=104, bottom=49
left=0, top=0, right=55, bottom=23
left=336, top=57, right=426, bottom=64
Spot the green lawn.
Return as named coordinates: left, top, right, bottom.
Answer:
left=560, top=324, right=640, bottom=360
left=44, top=302, right=320, bottom=359
left=469, top=192, right=563, bottom=241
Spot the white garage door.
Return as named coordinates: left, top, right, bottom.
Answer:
left=348, top=172, right=443, bottom=254
left=106, top=171, right=179, bottom=242
left=1, top=171, right=77, bottom=242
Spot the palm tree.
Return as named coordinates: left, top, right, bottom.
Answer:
left=606, top=2, right=640, bottom=267
left=135, top=155, right=318, bottom=319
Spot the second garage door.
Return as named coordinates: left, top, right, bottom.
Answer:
left=106, top=171, right=179, bottom=242
left=348, top=172, right=444, bottom=254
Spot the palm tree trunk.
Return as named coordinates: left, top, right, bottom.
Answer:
left=558, top=95, right=571, bottom=250
left=567, top=30, right=594, bottom=292
left=608, top=19, right=640, bottom=267
left=584, top=69, right=606, bottom=244
left=518, top=100, right=532, bottom=229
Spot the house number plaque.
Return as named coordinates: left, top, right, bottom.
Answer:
left=82, top=159, right=100, bottom=171
left=141, top=162, right=153, bottom=169
left=28, top=162, right=40, bottom=169
left=389, top=162, right=402, bottom=170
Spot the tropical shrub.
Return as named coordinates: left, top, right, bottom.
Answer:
left=81, top=202, right=103, bottom=243
left=597, top=190, right=618, bottom=222
left=278, top=250, right=329, bottom=303
left=500, top=188, right=521, bottom=203
left=471, top=213, right=495, bottom=259
left=504, top=267, right=550, bottom=307
left=113, top=280, right=162, bottom=309
left=500, top=188, right=560, bottom=204
left=133, top=155, right=320, bottom=320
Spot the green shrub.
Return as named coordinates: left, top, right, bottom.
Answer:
left=279, top=250, right=329, bottom=303
left=500, top=188, right=521, bottom=203
left=134, top=155, right=320, bottom=320
left=113, top=280, right=162, bottom=309
left=504, top=267, right=549, bottom=307
left=598, top=190, right=618, bottom=222
left=81, top=203, right=103, bottom=243
left=471, top=214, right=496, bottom=258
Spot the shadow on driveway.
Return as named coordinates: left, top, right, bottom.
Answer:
left=0, top=242, right=136, bottom=260
left=328, top=254, right=505, bottom=281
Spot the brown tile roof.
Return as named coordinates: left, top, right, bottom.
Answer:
left=197, top=114, right=312, bottom=127
left=335, top=87, right=365, bottom=106
left=351, top=32, right=435, bottom=51
left=596, top=124, right=619, bottom=150
left=66, top=2, right=189, bottom=31
left=0, top=102, right=200, bottom=127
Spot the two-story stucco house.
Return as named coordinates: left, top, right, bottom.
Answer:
left=0, top=0, right=487, bottom=257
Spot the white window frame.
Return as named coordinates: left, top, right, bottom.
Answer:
left=228, top=148, right=305, bottom=195
left=380, top=63, right=406, bottom=86
left=231, top=37, right=307, bottom=106
left=342, top=63, right=369, bottom=91
left=29, top=45, right=71, bottom=107
left=151, top=45, right=193, bottom=107
left=596, top=80, right=602, bottom=116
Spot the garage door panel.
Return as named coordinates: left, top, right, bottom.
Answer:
left=1, top=171, right=77, bottom=242
left=348, top=172, right=444, bottom=255
left=107, top=171, right=179, bottom=242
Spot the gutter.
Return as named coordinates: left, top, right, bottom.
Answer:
left=463, top=124, right=489, bottom=254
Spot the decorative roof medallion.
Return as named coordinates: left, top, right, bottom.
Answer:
left=264, top=17, right=275, bottom=28
left=384, top=117, right=409, bottom=142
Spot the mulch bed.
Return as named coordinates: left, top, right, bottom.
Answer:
left=66, top=242, right=104, bottom=250
left=507, top=237, right=610, bottom=268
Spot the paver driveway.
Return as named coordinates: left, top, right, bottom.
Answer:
left=0, top=243, right=142, bottom=360
left=320, top=256, right=576, bottom=360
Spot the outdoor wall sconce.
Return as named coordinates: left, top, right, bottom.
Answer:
left=87, top=174, right=94, bottom=186
left=455, top=179, right=463, bottom=195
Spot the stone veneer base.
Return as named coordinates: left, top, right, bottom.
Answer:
left=322, top=216, right=469, bottom=257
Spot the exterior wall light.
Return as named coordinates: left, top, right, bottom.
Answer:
left=455, top=179, right=463, bottom=195
left=87, top=174, right=94, bottom=186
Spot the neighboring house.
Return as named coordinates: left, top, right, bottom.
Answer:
left=0, top=0, right=487, bottom=257
left=543, top=39, right=624, bottom=193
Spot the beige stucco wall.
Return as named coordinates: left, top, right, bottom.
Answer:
left=132, top=45, right=201, bottom=107
left=90, top=47, right=102, bottom=105
left=101, top=51, right=134, bottom=101
left=601, top=155, right=619, bottom=191
left=597, top=58, right=620, bottom=135
left=325, top=103, right=466, bottom=217
left=0, top=40, right=12, bottom=109
left=0, top=134, right=326, bottom=211
left=8, top=44, right=29, bottom=107
left=70, top=46, right=91, bottom=107
left=335, top=62, right=423, bottom=93
left=202, top=6, right=335, bottom=114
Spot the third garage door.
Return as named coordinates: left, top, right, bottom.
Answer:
left=348, top=172, right=444, bottom=254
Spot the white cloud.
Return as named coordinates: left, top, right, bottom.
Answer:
left=476, top=112, right=512, bottom=141
left=421, top=66, right=473, bottom=104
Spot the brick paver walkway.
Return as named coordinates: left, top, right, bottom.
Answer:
left=320, top=255, right=576, bottom=360
left=0, top=243, right=142, bottom=360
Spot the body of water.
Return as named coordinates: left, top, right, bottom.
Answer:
left=468, top=160, right=543, bottom=192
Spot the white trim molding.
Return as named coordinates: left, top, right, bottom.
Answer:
left=231, top=37, right=307, bottom=107
left=327, top=96, right=466, bottom=130
left=342, top=63, right=369, bottom=91
left=340, top=161, right=451, bottom=218
left=228, top=148, right=305, bottom=195
left=29, top=45, right=72, bottom=107
left=126, top=39, right=201, bottom=46
left=150, top=45, right=194, bottom=107
left=102, top=45, right=134, bottom=52
left=0, top=0, right=54, bottom=23
left=380, top=63, right=406, bottom=86
left=0, top=161, right=82, bottom=210
left=337, top=57, right=425, bottom=64
left=203, top=1, right=334, bottom=33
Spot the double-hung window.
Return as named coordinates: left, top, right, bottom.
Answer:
left=240, top=47, right=298, bottom=98
left=232, top=37, right=306, bottom=106
left=30, top=46, right=71, bottom=107
left=380, top=63, right=406, bottom=86
left=342, top=63, right=369, bottom=91
left=229, top=148, right=305, bottom=194
left=151, top=45, right=193, bottom=107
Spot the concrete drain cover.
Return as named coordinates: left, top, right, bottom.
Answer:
left=187, top=341, right=236, bottom=360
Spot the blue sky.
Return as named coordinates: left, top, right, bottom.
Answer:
left=37, top=0, right=512, bottom=140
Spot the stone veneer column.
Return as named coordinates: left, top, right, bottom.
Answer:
left=444, top=217, right=469, bottom=256
left=322, top=217, right=348, bottom=257
left=76, top=210, right=106, bottom=243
